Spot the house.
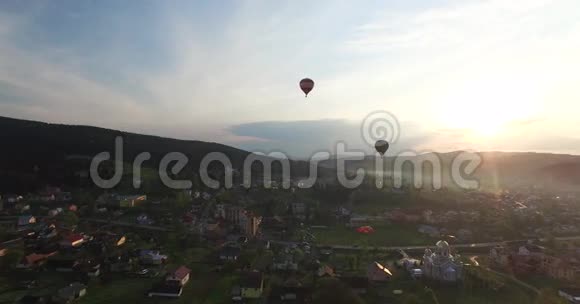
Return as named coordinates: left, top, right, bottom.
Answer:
left=56, top=283, right=87, bottom=303
left=148, top=281, right=183, bottom=298
left=39, top=193, right=56, bottom=202
left=260, top=216, right=287, bottom=238
left=108, top=255, right=134, bottom=272
left=4, top=194, right=23, bottom=204
left=317, top=265, right=336, bottom=277
left=17, top=252, right=56, bottom=269
left=559, top=288, right=580, bottom=303
left=166, top=266, right=191, bottom=286
left=367, top=261, right=393, bottom=282
left=240, top=272, right=264, bottom=299
left=291, top=202, right=306, bottom=220
left=59, top=234, right=84, bottom=247
left=518, top=244, right=545, bottom=257
left=418, top=225, right=440, bottom=238
left=489, top=246, right=510, bottom=268
left=240, top=211, right=262, bottom=238
left=39, top=225, right=58, bottom=240
left=219, top=246, right=241, bottom=261
left=137, top=214, right=152, bottom=225
left=117, top=195, right=146, bottom=208
left=139, top=250, right=167, bottom=265
left=83, top=261, right=101, bottom=277
left=457, top=229, right=473, bottom=241
left=18, top=215, right=36, bottom=227
left=545, top=256, right=580, bottom=282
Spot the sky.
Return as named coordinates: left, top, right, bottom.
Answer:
left=1, top=0, right=579, bottom=158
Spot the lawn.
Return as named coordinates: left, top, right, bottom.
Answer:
left=349, top=191, right=414, bottom=215
left=312, top=224, right=433, bottom=247
left=432, top=284, right=534, bottom=304
left=77, top=277, right=157, bottom=304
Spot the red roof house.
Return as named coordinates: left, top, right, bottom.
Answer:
left=166, top=266, right=191, bottom=286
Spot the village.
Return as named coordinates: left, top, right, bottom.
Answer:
left=1, top=183, right=579, bottom=304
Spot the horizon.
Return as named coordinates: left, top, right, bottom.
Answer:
left=2, top=114, right=579, bottom=159
left=1, top=1, right=579, bottom=157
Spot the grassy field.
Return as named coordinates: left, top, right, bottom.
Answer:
left=432, top=286, right=533, bottom=304
left=312, top=224, right=433, bottom=247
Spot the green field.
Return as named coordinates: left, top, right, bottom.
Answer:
left=312, top=224, right=433, bottom=247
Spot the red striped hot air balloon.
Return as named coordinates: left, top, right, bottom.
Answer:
left=356, top=226, right=375, bottom=234
left=299, top=78, right=315, bottom=97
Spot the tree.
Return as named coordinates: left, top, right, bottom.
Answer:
left=312, top=278, right=365, bottom=304
left=0, top=248, right=23, bottom=270
left=57, top=211, right=79, bottom=227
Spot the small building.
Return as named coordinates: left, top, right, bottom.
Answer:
left=117, top=195, right=146, bottom=208
left=240, top=272, right=264, bottom=299
left=418, top=225, right=440, bottom=238
left=291, top=202, right=306, bottom=220
left=18, top=215, right=36, bottom=227
left=166, top=266, right=191, bottom=286
left=17, top=253, right=55, bottom=269
left=139, top=250, right=167, bottom=265
left=489, top=246, right=510, bottom=268
left=219, top=246, right=241, bottom=262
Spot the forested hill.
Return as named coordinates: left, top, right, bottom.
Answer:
left=0, top=116, right=314, bottom=192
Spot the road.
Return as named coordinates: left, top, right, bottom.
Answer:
left=271, top=235, right=580, bottom=252
left=471, top=256, right=540, bottom=295
left=82, top=218, right=173, bottom=232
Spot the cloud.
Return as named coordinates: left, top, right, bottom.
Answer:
left=228, top=118, right=453, bottom=158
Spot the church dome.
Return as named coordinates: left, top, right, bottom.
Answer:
left=436, top=240, right=450, bottom=249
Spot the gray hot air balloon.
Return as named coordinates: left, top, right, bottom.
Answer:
left=375, top=140, right=389, bottom=155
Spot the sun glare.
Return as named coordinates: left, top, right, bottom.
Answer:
left=436, top=74, right=541, bottom=139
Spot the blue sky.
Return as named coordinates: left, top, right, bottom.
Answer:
left=1, top=0, right=579, bottom=157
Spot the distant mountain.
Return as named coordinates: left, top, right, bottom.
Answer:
left=0, top=116, right=319, bottom=192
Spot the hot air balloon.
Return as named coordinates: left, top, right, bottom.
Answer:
left=299, top=78, right=315, bottom=97
left=356, top=226, right=375, bottom=234
left=375, top=140, right=389, bottom=155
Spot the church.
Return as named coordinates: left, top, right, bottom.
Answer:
left=422, top=240, right=463, bottom=282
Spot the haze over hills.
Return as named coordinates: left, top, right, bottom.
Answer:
left=0, top=115, right=578, bottom=193
left=319, top=151, right=580, bottom=192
